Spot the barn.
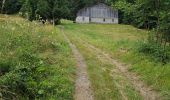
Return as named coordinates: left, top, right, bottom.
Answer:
left=76, top=3, right=118, bottom=24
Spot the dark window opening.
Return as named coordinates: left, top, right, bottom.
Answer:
left=103, top=18, right=105, bottom=22
left=82, top=17, right=85, bottom=21
left=89, top=18, right=91, bottom=22
left=112, top=19, right=114, bottom=22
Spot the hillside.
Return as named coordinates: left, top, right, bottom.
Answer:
left=0, top=15, right=170, bottom=100
left=0, top=15, right=75, bottom=99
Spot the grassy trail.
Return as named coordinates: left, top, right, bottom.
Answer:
left=75, top=39, right=160, bottom=99
left=60, top=26, right=94, bottom=100
left=62, top=24, right=142, bottom=100
left=60, top=21, right=168, bottom=100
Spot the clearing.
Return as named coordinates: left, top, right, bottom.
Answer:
left=1, top=15, right=170, bottom=100
left=60, top=20, right=170, bottom=100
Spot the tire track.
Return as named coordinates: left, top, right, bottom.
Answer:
left=81, top=40, right=162, bottom=100
left=60, top=27, right=94, bottom=100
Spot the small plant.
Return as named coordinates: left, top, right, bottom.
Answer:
left=0, top=62, right=10, bottom=76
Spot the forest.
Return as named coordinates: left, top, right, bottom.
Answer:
left=0, top=0, right=170, bottom=99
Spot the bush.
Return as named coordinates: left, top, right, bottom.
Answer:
left=137, top=41, right=170, bottom=64
left=0, top=62, right=10, bottom=76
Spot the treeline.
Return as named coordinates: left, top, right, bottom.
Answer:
left=1, top=0, right=169, bottom=30
left=0, top=0, right=24, bottom=14
left=114, top=0, right=170, bottom=63
left=114, top=0, right=170, bottom=30
left=0, top=0, right=113, bottom=24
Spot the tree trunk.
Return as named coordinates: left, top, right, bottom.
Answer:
left=1, top=0, right=6, bottom=13
left=53, top=17, right=55, bottom=26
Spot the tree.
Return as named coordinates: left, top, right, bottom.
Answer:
left=36, top=0, right=71, bottom=25
left=0, top=0, right=24, bottom=14
left=113, top=0, right=135, bottom=24
left=158, top=0, right=170, bottom=45
left=1, top=0, right=6, bottom=13
left=20, top=0, right=38, bottom=21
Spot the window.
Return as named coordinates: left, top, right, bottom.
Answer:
left=82, top=17, right=85, bottom=21
left=112, top=19, right=114, bottom=22
left=103, top=18, right=105, bottom=22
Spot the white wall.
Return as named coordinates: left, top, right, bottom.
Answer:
left=76, top=16, right=119, bottom=24
left=114, top=18, right=119, bottom=24
left=76, top=16, right=89, bottom=23
left=91, top=18, right=118, bottom=24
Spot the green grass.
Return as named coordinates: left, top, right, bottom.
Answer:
left=0, top=15, right=75, bottom=99
left=62, top=22, right=143, bottom=100
left=62, top=21, right=170, bottom=99
left=1, top=15, right=169, bottom=99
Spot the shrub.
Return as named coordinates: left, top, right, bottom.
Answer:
left=137, top=41, right=170, bottom=64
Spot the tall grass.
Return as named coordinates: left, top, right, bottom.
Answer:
left=0, top=15, right=75, bottom=99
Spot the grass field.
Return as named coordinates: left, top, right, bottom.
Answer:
left=1, top=15, right=170, bottom=100
left=62, top=21, right=170, bottom=99
left=0, top=15, right=75, bottom=99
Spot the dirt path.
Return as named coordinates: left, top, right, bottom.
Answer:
left=60, top=27, right=94, bottom=100
left=80, top=41, right=162, bottom=100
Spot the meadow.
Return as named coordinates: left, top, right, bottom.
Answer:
left=62, top=21, right=170, bottom=99
left=0, top=15, right=75, bottom=99
left=1, top=15, right=170, bottom=100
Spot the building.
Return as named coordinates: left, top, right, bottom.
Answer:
left=76, top=3, right=118, bottom=24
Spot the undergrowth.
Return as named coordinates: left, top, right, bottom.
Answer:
left=0, top=15, right=75, bottom=99
left=137, top=32, right=170, bottom=64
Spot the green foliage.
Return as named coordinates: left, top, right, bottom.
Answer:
left=37, top=0, right=71, bottom=24
left=137, top=41, right=170, bottom=64
left=113, top=0, right=170, bottom=64
left=113, top=0, right=135, bottom=24
left=0, top=0, right=24, bottom=14
left=20, top=0, right=38, bottom=21
left=0, top=15, right=75, bottom=99
left=113, top=0, right=158, bottom=29
left=20, top=0, right=73, bottom=24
